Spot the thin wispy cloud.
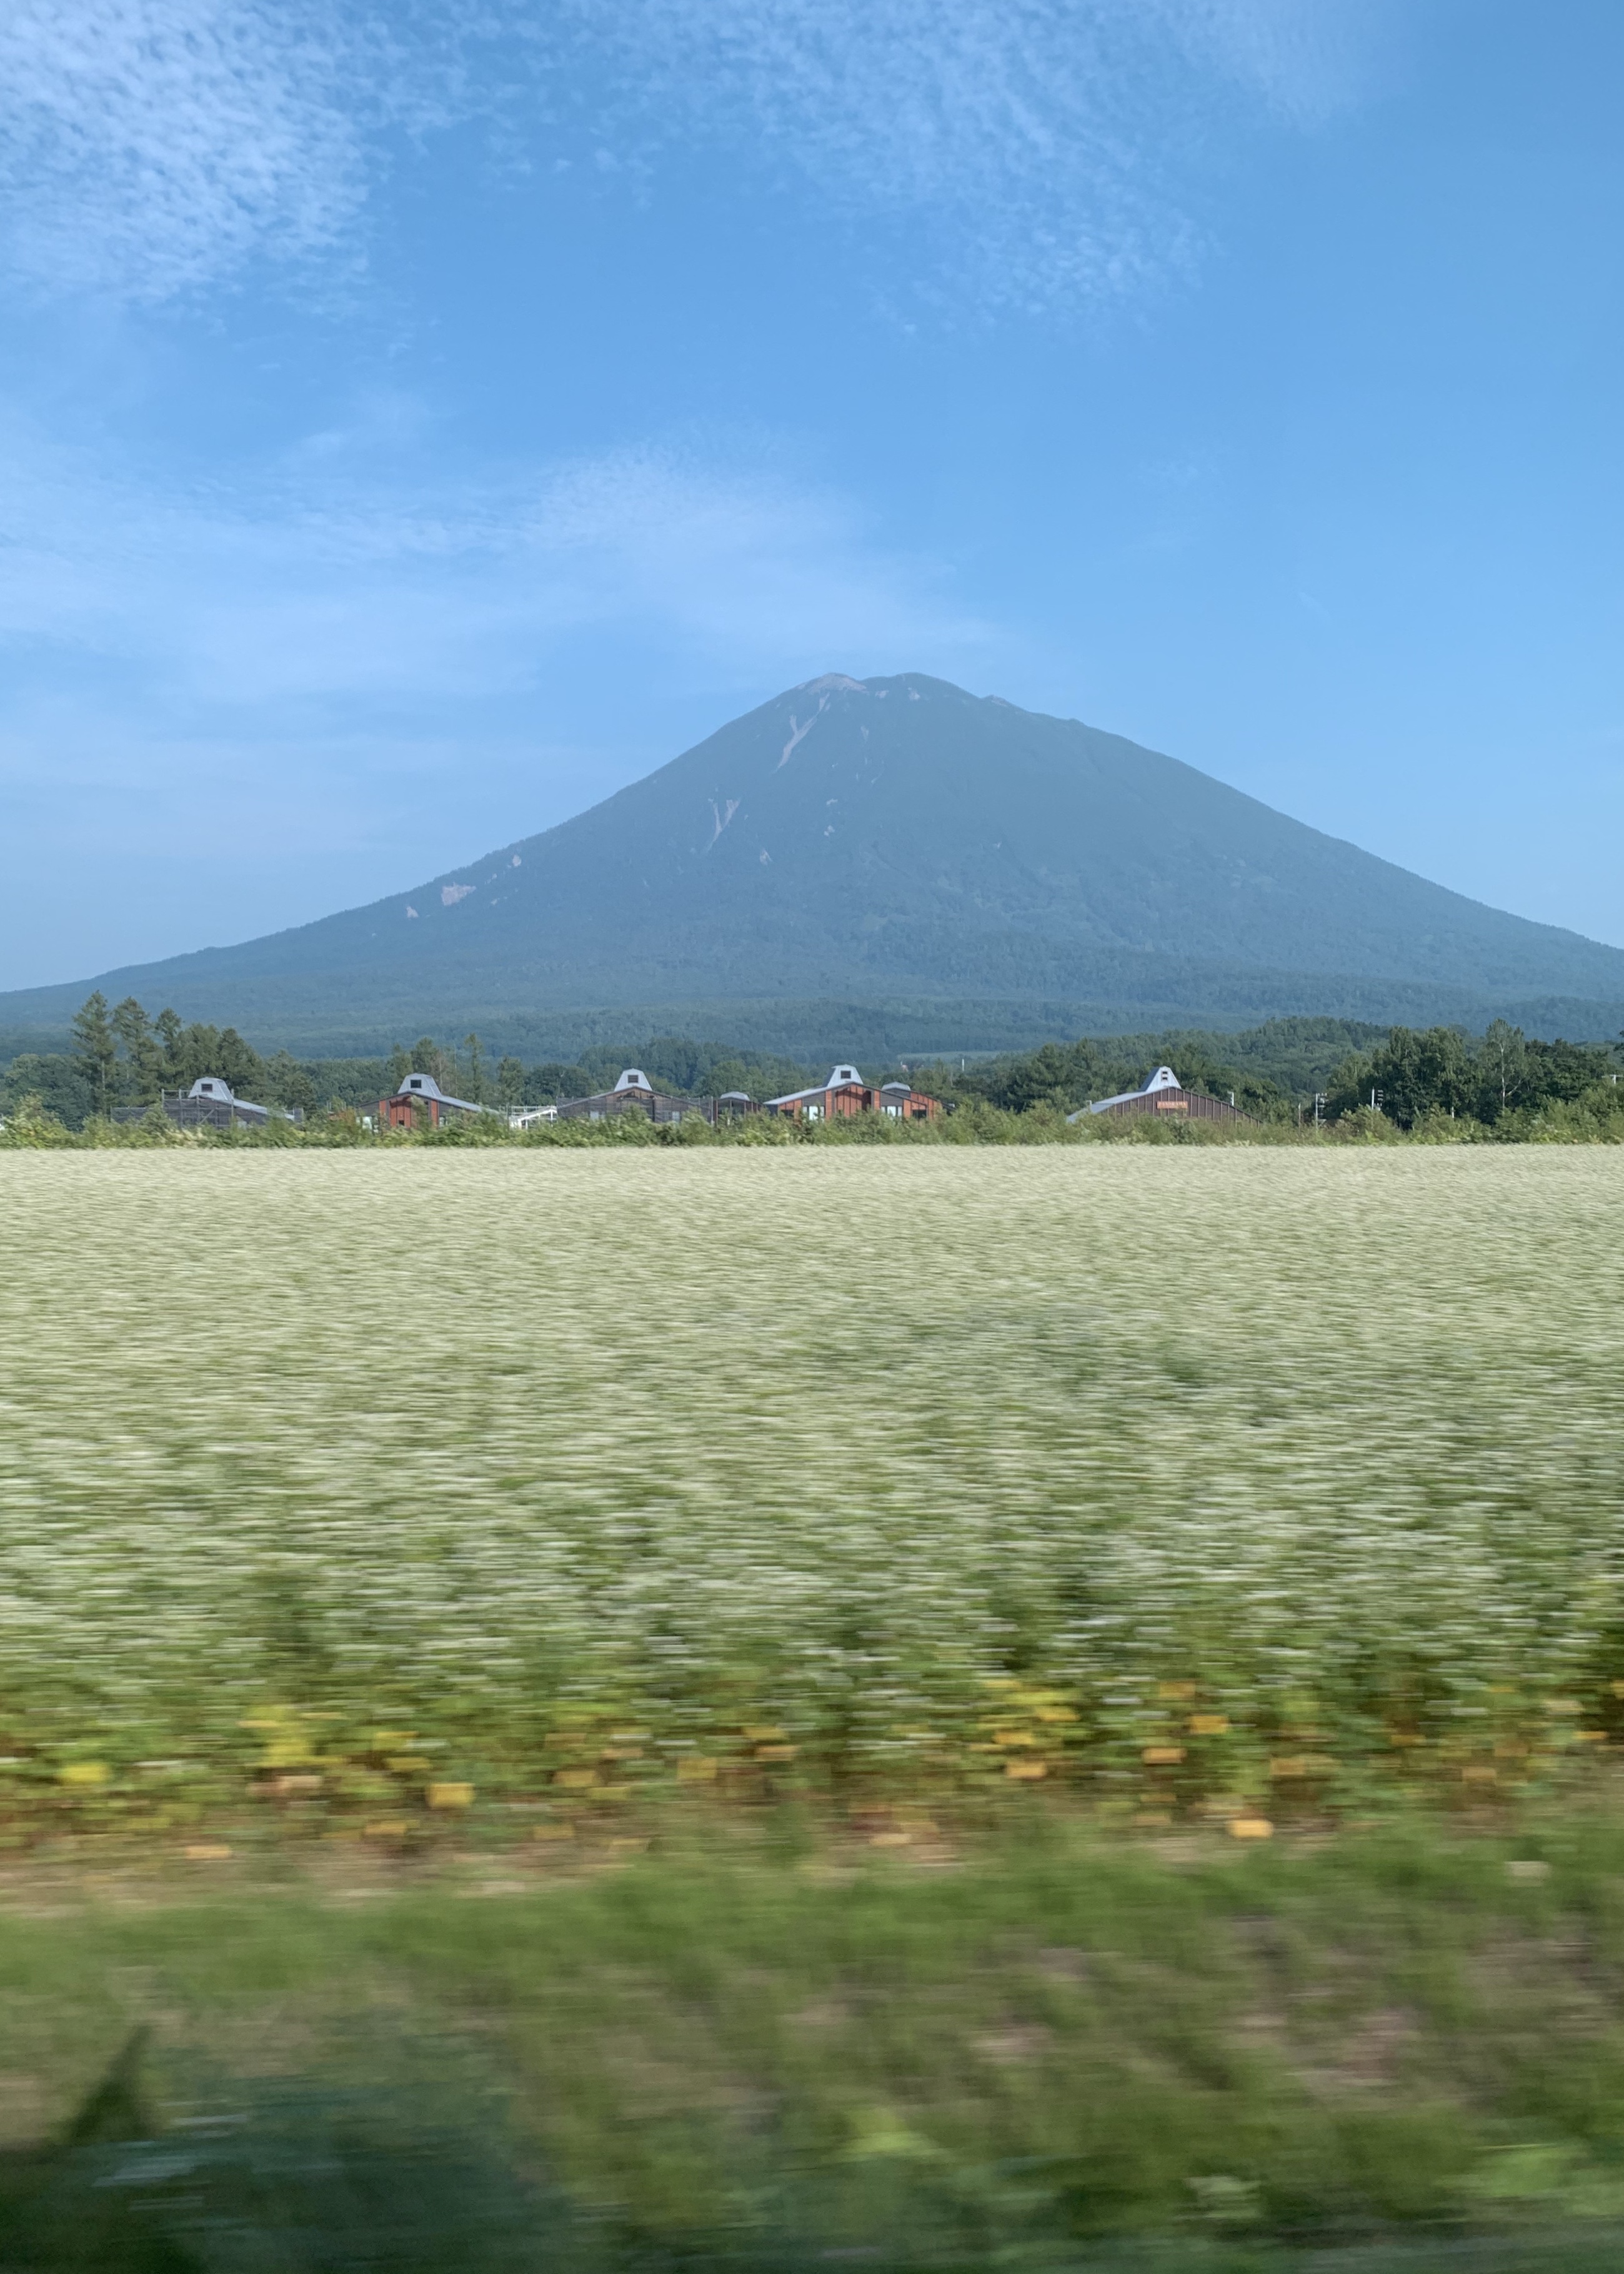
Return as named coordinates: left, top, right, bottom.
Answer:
left=0, top=410, right=987, bottom=722
left=0, top=0, right=370, bottom=300
left=557, top=0, right=1388, bottom=309
left=1172, top=0, right=1388, bottom=126
left=0, top=0, right=1388, bottom=312
left=0, top=407, right=997, bottom=973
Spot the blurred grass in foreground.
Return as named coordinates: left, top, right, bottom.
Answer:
left=5, top=1151, right=1624, bottom=1840
left=9, top=1813, right=1624, bottom=2267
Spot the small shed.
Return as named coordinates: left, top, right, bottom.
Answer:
left=376, top=1072, right=483, bottom=1130
left=554, top=1069, right=705, bottom=1125
left=1074, top=1065, right=1254, bottom=1125
left=764, top=1064, right=941, bottom=1123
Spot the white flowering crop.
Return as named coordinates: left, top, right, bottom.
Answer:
left=2, top=1148, right=1620, bottom=1823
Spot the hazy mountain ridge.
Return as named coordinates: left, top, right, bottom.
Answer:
left=4, top=674, right=1622, bottom=1055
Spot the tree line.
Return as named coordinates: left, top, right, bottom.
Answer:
left=4, top=999, right=1621, bottom=1136
left=1319, top=1020, right=1621, bottom=1129
left=1, top=1002, right=827, bottom=1130
left=945, top=1016, right=1623, bottom=1130
left=4, top=994, right=326, bottom=1125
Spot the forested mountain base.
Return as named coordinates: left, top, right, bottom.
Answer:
left=9, top=678, right=1624, bottom=1055
left=4, top=997, right=1622, bottom=1140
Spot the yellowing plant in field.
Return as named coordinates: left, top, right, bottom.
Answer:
left=1, top=1147, right=1622, bottom=1833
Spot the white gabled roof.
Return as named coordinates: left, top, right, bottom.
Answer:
left=395, top=1072, right=481, bottom=1112
left=764, top=1063, right=869, bottom=1108
left=612, top=1069, right=654, bottom=1092
left=184, top=1076, right=273, bottom=1120
left=1085, top=1065, right=1184, bottom=1115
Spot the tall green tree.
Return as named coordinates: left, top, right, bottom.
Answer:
left=111, top=997, right=164, bottom=1105
left=2, top=1051, right=94, bottom=1129
left=496, top=1055, right=524, bottom=1111
left=156, top=1008, right=184, bottom=1087
left=1325, top=1027, right=1475, bottom=1127
left=71, top=993, right=117, bottom=1119
left=264, top=1050, right=318, bottom=1115
left=409, top=1037, right=444, bottom=1085
left=464, top=1033, right=485, bottom=1103
left=1480, top=1020, right=1528, bottom=1115
left=152, top=1021, right=266, bottom=1096
left=210, top=1027, right=263, bottom=1094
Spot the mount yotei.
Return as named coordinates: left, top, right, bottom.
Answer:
left=6, top=674, right=1624, bottom=1055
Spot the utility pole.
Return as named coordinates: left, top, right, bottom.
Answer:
left=1313, top=1092, right=1325, bottom=1129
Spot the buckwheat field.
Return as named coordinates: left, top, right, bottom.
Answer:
left=5, top=1147, right=1623, bottom=1835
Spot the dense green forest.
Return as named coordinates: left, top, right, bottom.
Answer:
left=2, top=993, right=1620, bottom=1137
left=939, top=1014, right=1624, bottom=1130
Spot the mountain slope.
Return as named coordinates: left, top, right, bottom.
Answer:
left=6, top=674, right=1623, bottom=1053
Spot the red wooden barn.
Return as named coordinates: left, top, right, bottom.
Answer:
left=1080, top=1065, right=1253, bottom=1125
left=376, top=1072, right=482, bottom=1129
left=554, top=1068, right=703, bottom=1125
left=764, top=1064, right=941, bottom=1124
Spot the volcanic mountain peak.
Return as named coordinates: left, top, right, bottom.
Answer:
left=3, top=673, right=1622, bottom=1055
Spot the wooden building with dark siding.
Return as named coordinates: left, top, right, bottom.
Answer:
left=112, top=1077, right=290, bottom=1130
left=1076, top=1065, right=1255, bottom=1125
left=555, top=1069, right=706, bottom=1125
left=880, top=1080, right=942, bottom=1123
left=376, top=1072, right=482, bottom=1129
left=765, top=1064, right=942, bottom=1123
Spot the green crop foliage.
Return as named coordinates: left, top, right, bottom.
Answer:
left=1, top=1149, right=1622, bottom=1841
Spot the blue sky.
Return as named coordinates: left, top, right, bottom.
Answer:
left=1, top=0, right=1620, bottom=988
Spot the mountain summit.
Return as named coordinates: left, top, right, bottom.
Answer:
left=6, top=674, right=1623, bottom=1054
